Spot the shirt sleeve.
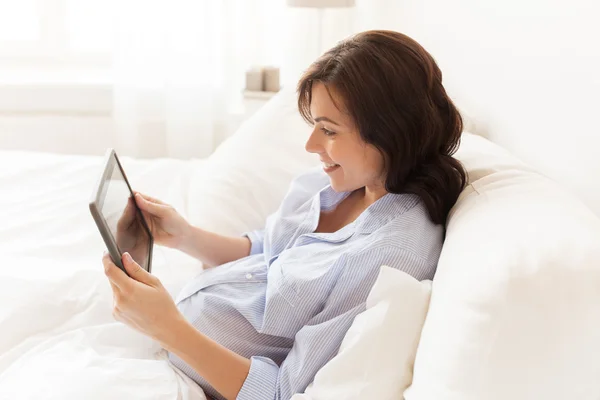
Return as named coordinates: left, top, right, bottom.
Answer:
left=236, top=304, right=364, bottom=400
left=242, top=229, right=265, bottom=256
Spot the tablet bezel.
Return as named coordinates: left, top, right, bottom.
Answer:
left=89, top=148, right=154, bottom=275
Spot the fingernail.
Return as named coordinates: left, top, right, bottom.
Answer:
left=125, top=252, right=133, bottom=263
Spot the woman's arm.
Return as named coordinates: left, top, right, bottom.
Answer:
left=161, top=292, right=363, bottom=400
left=177, top=226, right=253, bottom=268
left=161, top=317, right=252, bottom=400
left=103, top=251, right=253, bottom=399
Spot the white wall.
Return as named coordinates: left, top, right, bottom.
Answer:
left=1, top=1, right=598, bottom=213
left=351, top=0, right=600, bottom=215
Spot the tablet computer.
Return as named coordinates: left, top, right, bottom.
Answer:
left=89, top=149, right=153, bottom=275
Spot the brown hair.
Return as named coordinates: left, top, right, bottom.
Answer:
left=297, top=30, right=467, bottom=225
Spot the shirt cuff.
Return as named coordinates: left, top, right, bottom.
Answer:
left=242, top=230, right=264, bottom=256
left=237, top=356, right=279, bottom=400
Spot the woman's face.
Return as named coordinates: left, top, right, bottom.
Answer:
left=305, top=82, right=385, bottom=193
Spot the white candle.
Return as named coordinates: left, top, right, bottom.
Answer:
left=263, top=66, right=280, bottom=92
left=245, top=67, right=264, bottom=91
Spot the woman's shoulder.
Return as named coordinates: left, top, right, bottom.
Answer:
left=350, top=197, right=444, bottom=277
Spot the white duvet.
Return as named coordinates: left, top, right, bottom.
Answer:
left=0, top=151, right=208, bottom=399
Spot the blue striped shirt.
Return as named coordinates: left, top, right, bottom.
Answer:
left=168, top=167, right=444, bottom=400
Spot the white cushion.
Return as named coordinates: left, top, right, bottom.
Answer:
left=291, top=266, right=432, bottom=400
left=186, top=87, right=318, bottom=236
left=405, top=134, right=600, bottom=400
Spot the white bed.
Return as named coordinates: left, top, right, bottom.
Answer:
left=0, top=151, right=208, bottom=399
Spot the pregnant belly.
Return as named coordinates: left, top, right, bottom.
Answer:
left=174, top=280, right=293, bottom=364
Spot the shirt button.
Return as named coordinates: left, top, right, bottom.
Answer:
left=245, top=273, right=253, bottom=279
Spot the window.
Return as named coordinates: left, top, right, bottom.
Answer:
left=0, top=0, right=290, bottom=113
left=0, top=0, right=115, bottom=113
left=0, top=0, right=113, bottom=67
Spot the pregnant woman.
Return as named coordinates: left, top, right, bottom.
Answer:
left=103, top=30, right=466, bottom=400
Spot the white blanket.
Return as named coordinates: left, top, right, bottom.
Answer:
left=0, top=150, right=208, bottom=399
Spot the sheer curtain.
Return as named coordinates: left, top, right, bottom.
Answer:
left=0, top=0, right=393, bottom=157
left=111, top=0, right=286, bottom=159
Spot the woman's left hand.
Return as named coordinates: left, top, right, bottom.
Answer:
left=102, top=251, right=185, bottom=344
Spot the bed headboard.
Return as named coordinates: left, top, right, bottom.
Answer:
left=352, top=0, right=599, bottom=216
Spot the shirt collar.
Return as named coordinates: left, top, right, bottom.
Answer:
left=310, top=184, right=422, bottom=239
left=353, top=191, right=421, bottom=234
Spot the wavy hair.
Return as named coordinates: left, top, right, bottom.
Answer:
left=297, top=30, right=467, bottom=225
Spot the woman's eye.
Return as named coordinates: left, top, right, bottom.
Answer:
left=320, top=127, right=336, bottom=136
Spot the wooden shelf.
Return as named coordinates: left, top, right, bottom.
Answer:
left=242, top=90, right=280, bottom=100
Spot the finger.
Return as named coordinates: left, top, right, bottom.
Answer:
left=117, top=197, right=137, bottom=229
left=103, top=252, right=132, bottom=292
left=135, top=193, right=170, bottom=217
left=122, top=252, right=158, bottom=287
left=127, top=196, right=138, bottom=215
left=135, top=192, right=166, bottom=205
left=138, top=208, right=152, bottom=222
left=136, top=209, right=155, bottom=230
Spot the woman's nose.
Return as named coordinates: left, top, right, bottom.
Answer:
left=305, top=128, right=322, bottom=154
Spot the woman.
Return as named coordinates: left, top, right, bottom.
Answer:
left=102, top=30, right=466, bottom=400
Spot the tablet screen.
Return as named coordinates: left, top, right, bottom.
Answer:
left=100, top=160, right=151, bottom=272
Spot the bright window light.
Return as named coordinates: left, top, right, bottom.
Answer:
left=0, top=0, right=40, bottom=43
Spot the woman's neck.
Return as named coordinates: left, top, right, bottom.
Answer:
left=360, top=183, right=388, bottom=208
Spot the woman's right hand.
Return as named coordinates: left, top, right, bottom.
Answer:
left=132, top=192, right=252, bottom=267
left=133, top=192, right=192, bottom=249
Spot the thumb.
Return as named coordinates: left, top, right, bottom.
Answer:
left=122, top=252, right=157, bottom=286
left=135, top=193, right=169, bottom=217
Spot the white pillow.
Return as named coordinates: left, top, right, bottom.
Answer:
left=291, top=266, right=432, bottom=400
left=404, top=134, right=600, bottom=400
left=186, top=87, right=318, bottom=236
